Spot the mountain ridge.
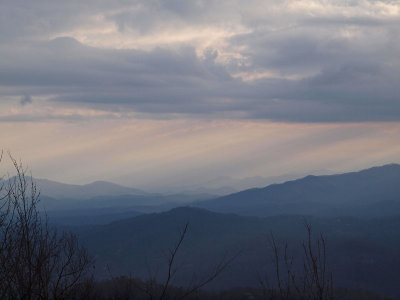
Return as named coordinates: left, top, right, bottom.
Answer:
left=76, top=206, right=400, bottom=297
left=194, top=163, right=400, bottom=218
left=33, top=178, right=148, bottom=199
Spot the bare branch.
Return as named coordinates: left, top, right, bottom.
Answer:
left=159, top=222, right=189, bottom=300
left=261, top=222, right=334, bottom=300
left=0, top=154, right=93, bottom=299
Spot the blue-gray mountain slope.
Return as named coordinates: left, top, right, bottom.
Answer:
left=195, top=164, right=400, bottom=217
left=75, top=207, right=400, bottom=298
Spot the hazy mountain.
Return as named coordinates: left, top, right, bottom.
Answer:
left=152, top=173, right=313, bottom=195
left=45, top=207, right=142, bottom=226
left=75, top=207, right=400, bottom=298
left=195, top=164, right=400, bottom=218
left=39, top=192, right=216, bottom=222
left=178, top=186, right=238, bottom=196
left=25, top=178, right=214, bottom=212
left=34, top=178, right=147, bottom=199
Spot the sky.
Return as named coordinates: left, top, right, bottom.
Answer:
left=1, top=0, right=400, bottom=190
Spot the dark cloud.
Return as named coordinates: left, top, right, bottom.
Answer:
left=0, top=1, right=399, bottom=122
left=20, top=94, right=32, bottom=106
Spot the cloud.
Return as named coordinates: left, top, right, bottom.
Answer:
left=1, top=1, right=400, bottom=186
left=20, top=94, right=32, bottom=106
left=0, top=1, right=399, bottom=122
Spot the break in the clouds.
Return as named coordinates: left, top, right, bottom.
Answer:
left=1, top=0, right=399, bottom=122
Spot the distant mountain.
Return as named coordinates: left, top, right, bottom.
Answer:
left=45, top=207, right=142, bottom=226
left=29, top=178, right=217, bottom=212
left=179, top=186, right=238, bottom=196
left=22, top=163, right=400, bottom=220
left=155, top=173, right=310, bottom=195
left=76, top=207, right=400, bottom=297
left=41, top=191, right=215, bottom=211
left=34, top=178, right=147, bottom=200
left=195, top=164, right=400, bottom=218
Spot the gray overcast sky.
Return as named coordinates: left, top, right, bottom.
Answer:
left=1, top=1, right=400, bottom=189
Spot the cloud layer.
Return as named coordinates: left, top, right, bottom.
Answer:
left=1, top=0, right=399, bottom=122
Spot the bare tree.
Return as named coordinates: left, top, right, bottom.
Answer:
left=300, top=223, right=333, bottom=300
left=0, top=153, right=93, bottom=299
left=158, top=222, right=238, bottom=300
left=109, top=222, right=238, bottom=300
left=260, top=222, right=334, bottom=300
